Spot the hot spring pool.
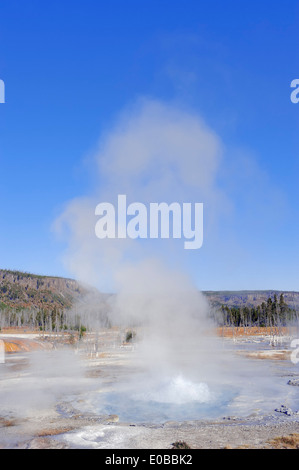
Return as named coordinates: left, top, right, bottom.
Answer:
left=72, top=375, right=238, bottom=424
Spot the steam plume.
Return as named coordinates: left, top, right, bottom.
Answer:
left=55, top=98, right=225, bottom=382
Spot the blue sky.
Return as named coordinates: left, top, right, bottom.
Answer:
left=0, top=0, right=298, bottom=291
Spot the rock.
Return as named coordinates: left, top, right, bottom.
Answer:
left=287, top=378, right=299, bottom=387
left=27, top=437, right=69, bottom=449
left=274, top=405, right=297, bottom=416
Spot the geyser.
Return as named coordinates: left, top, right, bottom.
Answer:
left=79, top=373, right=237, bottom=424
left=56, top=99, right=232, bottom=423
left=132, top=375, right=212, bottom=405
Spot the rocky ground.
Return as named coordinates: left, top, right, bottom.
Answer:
left=0, top=328, right=299, bottom=449
left=1, top=402, right=299, bottom=449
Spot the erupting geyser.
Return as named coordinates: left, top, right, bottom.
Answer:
left=133, top=375, right=212, bottom=405
left=81, top=372, right=236, bottom=424
left=56, top=99, right=234, bottom=423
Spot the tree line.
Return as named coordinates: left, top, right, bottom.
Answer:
left=0, top=293, right=297, bottom=333
left=0, top=305, right=86, bottom=335
left=217, top=293, right=298, bottom=328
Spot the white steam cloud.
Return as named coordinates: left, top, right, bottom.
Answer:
left=55, top=98, right=227, bottom=387
left=55, top=98, right=224, bottom=291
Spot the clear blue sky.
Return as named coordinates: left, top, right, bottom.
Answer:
left=0, top=0, right=298, bottom=291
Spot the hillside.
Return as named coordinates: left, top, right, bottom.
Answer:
left=0, top=269, right=89, bottom=311
left=1, top=269, right=298, bottom=316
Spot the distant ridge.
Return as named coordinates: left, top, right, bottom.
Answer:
left=1, top=268, right=298, bottom=313
left=203, top=290, right=299, bottom=310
